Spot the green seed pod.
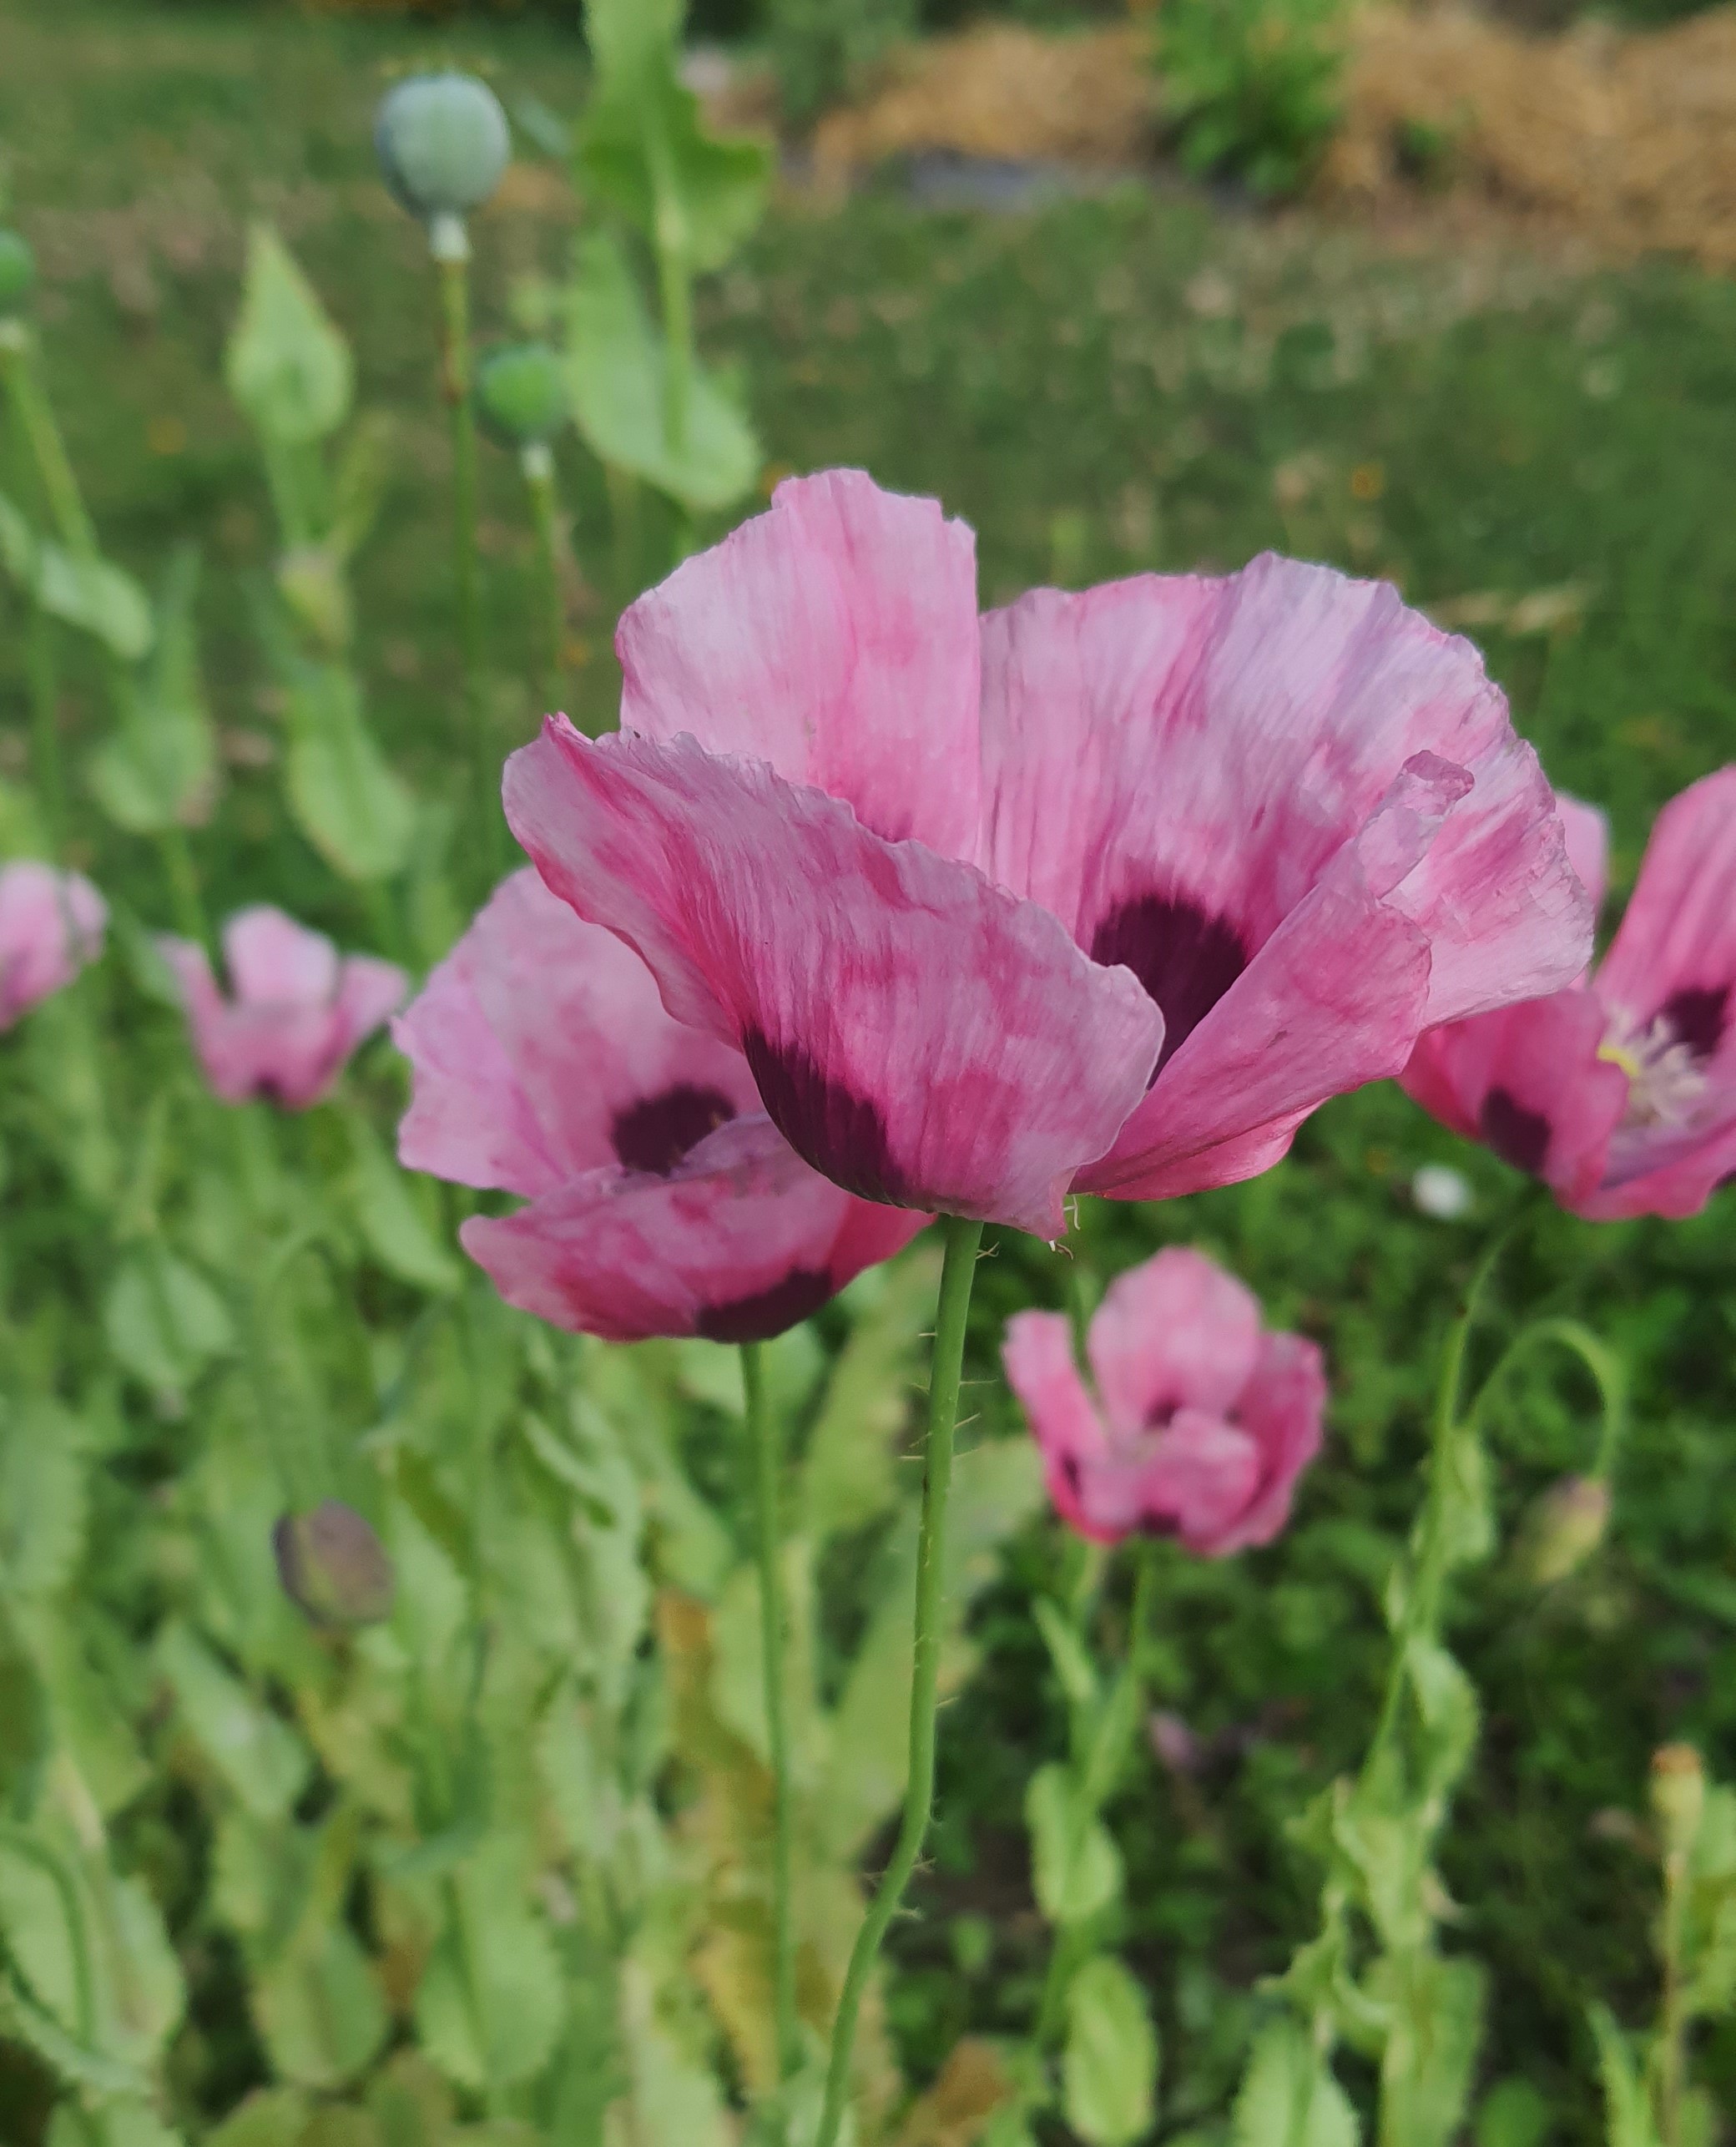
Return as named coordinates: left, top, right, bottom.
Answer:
left=374, top=73, right=510, bottom=225
left=0, top=230, right=36, bottom=317
left=1650, top=1742, right=1706, bottom=1862
left=476, top=341, right=569, bottom=449
left=1513, top=1473, right=1611, bottom=1588
left=274, top=1501, right=396, bottom=1629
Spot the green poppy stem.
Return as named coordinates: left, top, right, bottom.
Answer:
left=742, top=1337, right=799, bottom=2085
left=432, top=224, right=490, bottom=865
left=522, top=442, right=565, bottom=715
left=813, top=1211, right=986, bottom=2147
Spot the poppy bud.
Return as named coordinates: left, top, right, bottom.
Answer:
left=273, top=1501, right=395, bottom=1629
left=374, top=74, right=510, bottom=231
left=1650, top=1742, right=1705, bottom=1862
left=0, top=232, right=35, bottom=317
left=1513, top=1473, right=1611, bottom=1588
left=476, top=342, right=568, bottom=451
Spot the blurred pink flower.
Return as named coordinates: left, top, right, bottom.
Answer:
left=1002, top=1247, right=1325, bottom=1555
left=1403, top=770, right=1736, bottom=1220
left=160, top=906, right=406, bottom=1109
left=395, top=870, right=927, bottom=1342
left=0, top=861, right=106, bottom=1029
left=503, top=470, right=1592, bottom=1236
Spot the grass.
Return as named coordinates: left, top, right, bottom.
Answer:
left=5, top=0, right=1736, bottom=2138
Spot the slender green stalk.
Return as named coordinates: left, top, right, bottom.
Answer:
left=742, top=1339, right=799, bottom=2084
left=431, top=223, right=489, bottom=853
left=814, top=1213, right=987, bottom=2147
left=1365, top=1196, right=1535, bottom=1775
left=0, top=333, right=98, bottom=555
left=1658, top=1852, right=1688, bottom=2147
left=159, top=821, right=209, bottom=951
left=25, top=604, right=63, bottom=853
left=522, top=442, right=565, bottom=714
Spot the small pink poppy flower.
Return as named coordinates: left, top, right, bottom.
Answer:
left=0, top=861, right=106, bottom=1029
left=1403, top=770, right=1736, bottom=1220
left=1002, top=1247, right=1325, bottom=1555
left=159, top=907, right=406, bottom=1109
left=503, top=471, right=1592, bottom=1236
left=395, top=870, right=927, bottom=1343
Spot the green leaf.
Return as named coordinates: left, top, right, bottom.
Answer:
left=205, top=2088, right=313, bottom=2147
left=227, top=225, right=354, bottom=444
left=610, top=1952, right=734, bottom=2147
left=103, top=1245, right=233, bottom=1392
left=1062, top=1955, right=1159, bottom=2147
left=366, top=2052, right=456, bottom=2147
left=563, top=231, right=760, bottom=512
left=413, top=1861, right=563, bottom=2092
left=89, top=547, right=215, bottom=834
left=0, top=492, right=154, bottom=661
left=283, top=661, right=416, bottom=883
left=1405, top=1636, right=1480, bottom=1809
left=1587, top=2005, right=1662, bottom=2147
left=577, top=0, right=772, bottom=275
left=0, top=1397, right=88, bottom=1599
left=1375, top=1953, right=1486, bottom=2147
left=799, top=1246, right=941, bottom=1542
left=346, top=1113, right=460, bottom=1294
left=35, top=548, right=154, bottom=663
left=1233, top=2018, right=1359, bottom=2147
left=254, top=1922, right=388, bottom=2089
left=1026, top=1763, right=1122, bottom=1927
left=1033, top=1596, right=1100, bottom=1715
left=154, top=1621, right=310, bottom=1820
left=1475, top=2078, right=1554, bottom=2147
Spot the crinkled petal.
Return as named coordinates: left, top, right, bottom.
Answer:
left=1085, top=1245, right=1262, bottom=1437
left=1002, top=1310, right=1115, bottom=1538
left=504, top=719, right=1164, bottom=1235
left=1204, top=1332, right=1327, bottom=1556
left=1559, top=793, right=1609, bottom=920
left=1401, top=991, right=1628, bottom=1203
left=335, top=956, right=407, bottom=1054
left=1573, top=1106, right=1736, bottom=1222
left=0, top=863, right=106, bottom=1028
left=1596, top=767, right=1736, bottom=1065
left=1079, top=760, right=1457, bottom=1198
left=223, top=906, right=340, bottom=1007
left=396, top=870, right=756, bottom=1198
left=1135, top=1411, right=1265, bottom=1555
left=617, top=469, right=982, bottom=859
left=459, top=1114, right=927, bottom=1343
left=977, top=558, right=1581, bottom=1000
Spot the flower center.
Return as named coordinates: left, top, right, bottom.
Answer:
left=1598, top=996, right=1722, bottom=1130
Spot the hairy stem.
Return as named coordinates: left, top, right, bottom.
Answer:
left=743, top=1338, right=799, bottom=2085
left=814, top=1213, right=986, bottom=2147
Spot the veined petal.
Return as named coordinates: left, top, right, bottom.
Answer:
left=617, top=468, right=983, bottom=859
left=1400, top=992, right=1627, bottom=1204
left=1086, top=1245, right=1262, bottom=1437
left=1575, top=1107, right=1736, bottom=1222
left=1210, top=1331, right=1327, bottom=1555
left=1595, top=767, right=1736, bottom=1074
left=396, top=870, right=756, bottom=1198
left=504, top=720, right=1164, bottom=1235
left=459, top=1114, right=927, bottom=1343
left=1559, top=793, right=1610, bottom=919
left=1078, top=763, right=1456, bottom=1199
left=1002, top=1311, right=1116, bottom=1540
left=1135, top=1412, right=1265, bottom=1554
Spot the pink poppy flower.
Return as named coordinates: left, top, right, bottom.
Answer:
left=394, top=870, right=927, bottom=1342
left=1403, top=770, right=1736, bottom=1220
left=502, top=471, right=1592, bottom=1236
left=0, top=861, right=106, bottom=1029
left=159, top=907, right=406, bottom=1109
left=1002, top=1246, right=1325, bottom=1554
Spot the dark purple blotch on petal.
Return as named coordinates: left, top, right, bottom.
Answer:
left=611, top=1083, right=738, bottom=1175
left=1659, top=984, right=1730, bottom=1061
left=1089, top=892, right=1249, bottom=1076
left=696, top=1268, right=835, bottom=1344
left=743, top=1031, right=914, bottom=1205
left=1481, top=1088, right=1552, bottom=1175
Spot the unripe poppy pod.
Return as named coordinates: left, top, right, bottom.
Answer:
left=375, top=73, right=511, bottom=225
left=476, top=342, right=569, bottom=450
left=274, top=1501, right=396, bottom=1629
left=1514, top=1473, right=1610, bottom=1588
